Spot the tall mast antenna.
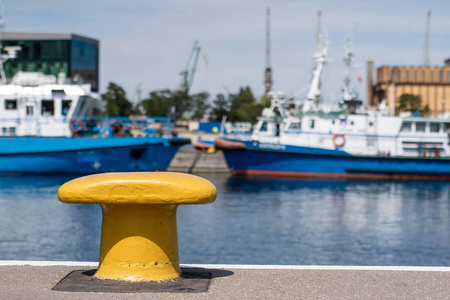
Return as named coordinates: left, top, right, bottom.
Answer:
left=423, top=9, right=431, bottom=66
left=306, top=10, right=328, bottom=103
left=316, top=10, right=322, bottom=51
left=264, top=7, right=273, bottom=94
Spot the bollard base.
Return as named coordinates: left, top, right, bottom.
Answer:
left=52, top=268, right=211, bottom=293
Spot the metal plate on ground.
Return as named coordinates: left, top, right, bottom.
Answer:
left=52, top=268, right=211, bottom=293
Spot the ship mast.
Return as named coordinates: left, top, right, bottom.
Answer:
left=306, top=10, right=328, bottom=104
left=264, top=7, right=273, bottom=94
left=423, top=9, right=431, bottom=66
left=342, top=39, right=354, bottom=101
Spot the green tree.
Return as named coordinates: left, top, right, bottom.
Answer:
left=229, top=86, right=262, bottom=124
left=397, top=93, right=433, bottom=116
left=139, top=90, right=171, bottom=117
left=209, top=93, right=231, bottom=121
left=139, top=89, right=192, bottom=120
left=101, top=82, right=134, bottom=116
left=260, top=94, right=272, bottom=108
left=171, top=91, right=192, bottom=120
left=421, top=104, right=431, bottom=117
left=397, top=94, right=422, bottom=114
left=190, top=92, right=210, bottom=121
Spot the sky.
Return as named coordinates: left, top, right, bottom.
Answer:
left=3, top=0, right=450, bottom=105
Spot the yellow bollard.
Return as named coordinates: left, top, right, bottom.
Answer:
left=58, top=172, right=216, bottom=282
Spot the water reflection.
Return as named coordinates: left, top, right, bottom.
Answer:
left=0, top=175, right=101, bottom=261
left=0, top=174, right=449, bottom=266
left=179, top=176, right=450, bottom=266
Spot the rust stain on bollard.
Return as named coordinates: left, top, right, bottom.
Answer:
left=58, top=172, right=216, bottom=282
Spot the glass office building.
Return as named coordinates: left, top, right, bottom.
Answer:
left=1, top=32, right=99, bottom=91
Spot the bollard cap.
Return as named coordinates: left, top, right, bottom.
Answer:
left=58, top=172, right=217, bottom=205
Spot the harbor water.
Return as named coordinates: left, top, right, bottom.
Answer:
left=0, top=173, right=449, bottom=266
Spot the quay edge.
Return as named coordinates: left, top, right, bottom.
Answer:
left=1, top=262, right=449, bottom=299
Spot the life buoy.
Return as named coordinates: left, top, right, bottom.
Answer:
left=69, top=119, right=83, bottom=133
left=333, top=134, right=345, bottom=147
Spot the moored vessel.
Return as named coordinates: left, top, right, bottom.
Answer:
left=0, top=55, right=188, bottom=174
left=216, top=13, right=450, bottom=181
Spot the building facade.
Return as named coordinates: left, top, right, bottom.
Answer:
left=1, top=32, right=99, bottom=92
left=371, top=60, right=450, bottom=115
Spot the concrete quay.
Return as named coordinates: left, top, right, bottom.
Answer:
left=168, top=129, right=230, bottom=173
left=167, top=148, right=230, bottom=173
left=1, top=262, right=449, bottom=299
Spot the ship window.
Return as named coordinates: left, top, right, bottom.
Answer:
left=62, top=100, right=72, bottom=116
left=415, top=122, right=426, bottom=132
left=400, top=122, right=411, bottom=132
left=369, top=121, right=373, bottom=126
left=445, top=123, right=450, bottom=133
left=5, top=99, right=17, bottom=110
left=332, top=120, right=335, bottom=124
left=430, top=123, right=440, bottom=133
left=289, top=122, right=301, bottom=130
left=259, top=122, right=268, bottom=132
left=309, top=119, right=315, bottom=129
left=26, top=106, right=34, bottom=116
left=350, top=121, right=354, bottom=126
left=41, top=100, right=54, bottom=116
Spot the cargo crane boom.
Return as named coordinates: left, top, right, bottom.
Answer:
left=177, top=40, right=207, bottom=94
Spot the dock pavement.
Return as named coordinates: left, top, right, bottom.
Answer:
left=168, top=131, right=230, bottom=173
left=1, top=262, right=449, bottom=299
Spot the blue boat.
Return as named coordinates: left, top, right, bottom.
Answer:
left=0, top=70, right=188, bottom=174
left=0, top=134, right=188, bottom=174
left=216, top=138, right=450, bottom=180
left=215, top=89, right=450, bottom=181
left=215, top=92, right=450, bottom=181
left=215, top=17, right=450, bottom=181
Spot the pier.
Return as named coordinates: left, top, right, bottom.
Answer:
left=169, top=130, right=229, bottom=173
left=1, top=262, right=449, bottom=299
left=168, top=148, right=229, bottom=173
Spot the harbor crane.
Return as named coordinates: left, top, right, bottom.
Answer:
left=177, top=40, right=208, bottom=94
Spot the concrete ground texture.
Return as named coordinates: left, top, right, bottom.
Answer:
left=0, top=263, right=449, bottom=299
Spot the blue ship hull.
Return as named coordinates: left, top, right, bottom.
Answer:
left=0, top=137, right=189, bottom=174
left=220, top=139, right=450, bottom=180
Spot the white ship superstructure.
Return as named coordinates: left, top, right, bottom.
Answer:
left=0, top=71, right=101, bottom=137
